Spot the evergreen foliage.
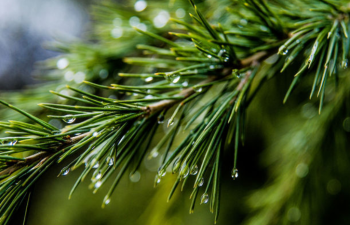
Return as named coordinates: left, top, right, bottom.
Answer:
left=0, top=0, right=350, bottom=224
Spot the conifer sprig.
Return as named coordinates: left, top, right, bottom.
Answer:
left=0, top=0, right=350, bottom=224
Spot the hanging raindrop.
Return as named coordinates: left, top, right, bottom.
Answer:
left=190, top=165, right=198, bottom=175
left=282, top=49, right=289, bottom=55
left=168, top=119, right=174, bottom=126
left=181, top=166, right=189, bottom=178
left=200, top=193, right=209, bottom=204
left=231, top=168, right=239, bottom=180
left=157, top=115, right=164, bottom=124
left=8, top=140, right=18, bottom=146
left=63, top=169, right=70, bottom=176
left=96, top=172, right=102, bottom=180
left=108, top=158, right=114, bottom=166
left=198, top=177, right=204, bottom=187
left=95, top=181, right=102, bottom=188
left=93, top=162, right=100, bottom=169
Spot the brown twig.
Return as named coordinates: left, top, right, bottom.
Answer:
left=0, top=132, right=90, bottom=176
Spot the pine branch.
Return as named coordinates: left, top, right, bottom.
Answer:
left=0, top=0, right=350, bottom=224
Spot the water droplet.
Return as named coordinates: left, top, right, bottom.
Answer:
left=63, top=115, right=76, bottom=124
left=342, top=59, right=348, bottom=69
left=240, top=19, right=248, bottom=26
left=134, top=0, right=147, bottom=12
left=231, top=168, right=238, bottom=180
left=93, top=162, right=100, bottom=169
left=108, top=158, right=114, bottom=166
left=152, top=151, right=159, bottom=158
left=105, top=198, right=111, bottom=205
left=194, top=87, right=203, bottom=93
left=158, top=168, right=166, bottom=177
left=181, top=166, right=189, bottom=178
left=200, top=193, right=209, bottom=204
left=282, top=49, right=289, bottom=55
left=95, top=181, right=102, bottom=188
left=171, top=75, right=181, bottom=83
left=172, top=158, right=181, bottom=173
left=57, top=58, right=69, bottom=70
left=168, top=119, right=174, bottom=127
left=198, top=177, right=204, bottom=187
left=145, top=77, right=153, bottom=82
left=224, top=57, right=230, bottom=63
left=308, top=41, right=318, bottom=66
left=207, top=55, right=212, bottom=59
left=218, top=49, right=227, bottom=57
left=176, top=8, right=186, bottom=18
left=96, top=172, right=102, bottom=180
left=158, top=115, right=164, bottom=124
left=182, top=81, right=189, bottom=87
left=209, top=65, right=216, bottom=70
left=190, top=165, right=198, bottom=175
left=155, top=175, right=161, bottom=184
left=118, top=135, right=125, bottom=145
left=327, top=32, right=332, bottom=39
left=130, top=171, right=141, bottom=182
left=63, top=169, right=70, bottom=176
left=93, top=132, right=99, bottom=137
left=260, top=25, right=268, bottom=31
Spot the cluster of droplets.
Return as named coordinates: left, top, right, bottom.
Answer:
left=8, top=140, right=18, bottom=146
